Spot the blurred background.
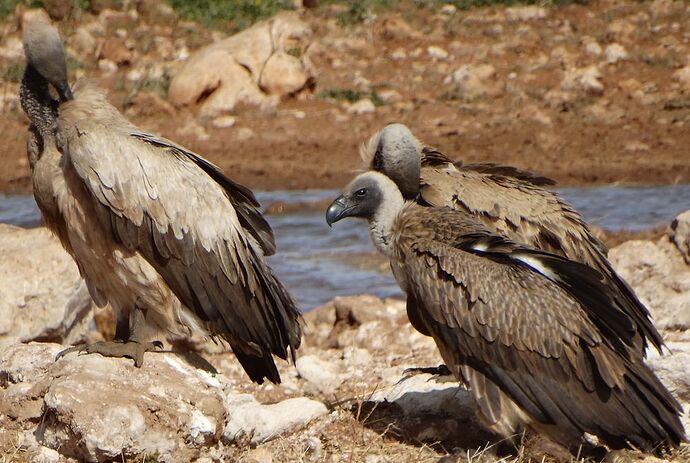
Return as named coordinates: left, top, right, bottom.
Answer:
left=1, top=0, right=690, bottom=311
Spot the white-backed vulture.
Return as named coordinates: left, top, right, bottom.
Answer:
left=325, top=171, right=685, bottom=453
left=19, top=17, right=301, bottom=383
left=360, top=123, right=663, bottom=355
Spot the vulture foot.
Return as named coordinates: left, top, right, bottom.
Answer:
left=402, top=364, right=456, bottom=383
left=56, top=340, right=164, bottom=367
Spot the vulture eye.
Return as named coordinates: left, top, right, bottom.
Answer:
left=355, top=188, right=368, bottom=197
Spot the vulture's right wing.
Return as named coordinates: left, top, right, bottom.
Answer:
left=59, top=119, right=300, bottom=384
left=130, top=131, right=276, bottom=256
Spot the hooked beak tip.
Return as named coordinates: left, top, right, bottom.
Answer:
left=325, top=196, right=349, bottom=227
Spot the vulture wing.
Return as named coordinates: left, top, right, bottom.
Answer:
left=131, top=131, right=275, bottom=256
left=395, top=209, right=683, bottom=449
left=419, top=148, right=663, bottom=354
left=456, top=160, right=557, bottom=187
left=59, top=118, right=300, bottom=384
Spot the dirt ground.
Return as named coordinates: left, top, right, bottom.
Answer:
left=1, top=0, right=690, bottom=194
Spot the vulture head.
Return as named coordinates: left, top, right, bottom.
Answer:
left=22, top=14, right=73, bottom=102
left=360, top=123, right=422, bottom=199
left=326, top=171, right=403, bottom=227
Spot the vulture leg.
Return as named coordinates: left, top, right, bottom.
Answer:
left=56, top=307, right=163, bottom=367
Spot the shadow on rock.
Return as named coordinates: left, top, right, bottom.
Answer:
left=351, top=373, right=499, bottom=453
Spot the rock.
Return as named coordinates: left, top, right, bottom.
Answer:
left=608, top=226, right=690, bottom=338
left=97, top=58, right=118, bottom=73
left=1, top=343, right=221, bottom=461
left=44, top=0, right=72, bottom=20
left=295, top=354, right=344, bottom=393
left=584, top=40, right=602, bottom=57
left=129, top=91, right=175, bottom=117
left=377, top=89, right=402, bottom=104
left=236, top=127, right=255, bottom=141
left=646, top=342, right=690, bottom=432
left=223, top=395, right=327, bottom=445
left=505, top=6, right=547, bottom=22
left=169, top=12, right=313, bottom=117
left=0, top=225, right=94, bottom=346
left=624, top=141, right=650, bottom=152
left=376, top=15, right=419, bottom=41
left=673, top=65, right=690, bottom=90
left=604, top=43, right=628, bottom=64
left=440, top=4, right=457, bottom=15
left=671, top=211, right=690, bottom=264
left=212, top=115, right=237, bottom=129
left=99, top=36, right=131, bottom=65
left=33, top=446, right=61, bottom=463
left=0, top=36, right=23, bottom=60
left=347, top=98, right=376, bottom=115
left=427, top=46, right=449, bottom=60
left=179, top=118, right=210, bottom=141
left=561, top=65, right=604, bottom=95
left=390, top=48, right=407, bottom=60
left=367, top=373, right=481, bottom=444
left=72, top=26, right=97, bottom=57
left=446, top=64, right=496, bottom=98
left=259, top=52, right=311, bottom=96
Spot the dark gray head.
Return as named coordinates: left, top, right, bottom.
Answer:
left=22, top=15, right=72, bottom=102
left=326, top=171, right=402, bottom=226
left=360, top=123, right=422, bottom=199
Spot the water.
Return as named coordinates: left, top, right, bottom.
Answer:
left=2, top=183, right=690, bottom=310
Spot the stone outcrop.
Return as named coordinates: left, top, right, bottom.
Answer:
left=0, top=224, right=94, bottom=347
left=609, top=216, right=690, bottom=341
left=168, top=12, right=314, bottom=117
left=0, top=343, right=328, bottom=462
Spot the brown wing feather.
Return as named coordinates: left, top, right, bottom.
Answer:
left=418, top=149, right=664, bottom=354
left=59, top=112, right=300, bottom=384
left=130, top=131, right=276, bottom=256
left=394, top=209, right=683, bottom=449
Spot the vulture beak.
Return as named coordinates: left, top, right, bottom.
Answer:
left=325, top=195, right=353, bottom=227
left=55, top=81, right=73, bottom=102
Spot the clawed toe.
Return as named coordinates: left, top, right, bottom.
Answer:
left=402, top=364, right=455, bottom=382
left=55, top=340, right=164, bottom=367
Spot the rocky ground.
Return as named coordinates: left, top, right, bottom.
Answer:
left=1, top=0, right=690, bottom=193
left=1, top=210, right=689, bottom=462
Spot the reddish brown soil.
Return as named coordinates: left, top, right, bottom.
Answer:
left=1, top=1, right=689, bottom=193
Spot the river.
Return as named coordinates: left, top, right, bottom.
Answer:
left=2, top=183, right=690, bottom=310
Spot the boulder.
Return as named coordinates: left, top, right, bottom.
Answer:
left=295, top=354, right=344, bottom=393
left=0, top=342, right=329, bottom=462
left=561, top=65, right=604, bottom=95
left=223, top=395, right=328, bottom=445
left=168, top=12, right=313, bottom=117
left=646, top=342, right=690, bottom=433
left=671, top=210, right=690, bottom=264
left=608, top=214, right=690, bottom=339
left=0, top=224, right=94, bottom=347
left=445, top=64, right=497, bottom=98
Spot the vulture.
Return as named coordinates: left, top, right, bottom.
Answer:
left=360, top=123, right=664, bottom=356
left=19, top=16, right=301, bottom=383
left=325, top=171, right=685, bottom=453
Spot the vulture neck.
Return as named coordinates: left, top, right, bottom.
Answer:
left=20, top=63, right=58, bottom=137
left=369, top=191, right=404, bottom=258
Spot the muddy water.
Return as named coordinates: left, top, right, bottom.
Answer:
left=2, top=184, right=690, bottom=310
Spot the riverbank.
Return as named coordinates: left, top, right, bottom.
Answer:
left=1, top=210, right=690, bottom=462
left=1, top=1, right=690, bottom=193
